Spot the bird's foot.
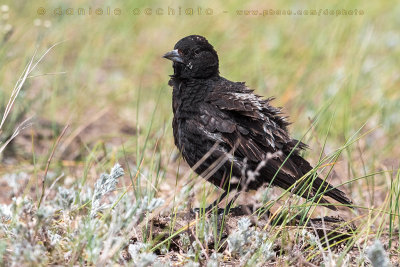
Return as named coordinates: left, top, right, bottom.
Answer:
left=191, top=204, right=252, bottom=216
left=191, top=206, right=226, bottom=215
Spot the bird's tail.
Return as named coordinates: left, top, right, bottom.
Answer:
left=305, top=176, right=352, bottom=210
left=271, top=173, right=352, bottom=211
left=289, top=154, right=353, bottom=210
left=265, top=154, right=352, bottom=210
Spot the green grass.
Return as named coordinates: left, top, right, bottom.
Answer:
left=0, top=0, right=399, bottom=265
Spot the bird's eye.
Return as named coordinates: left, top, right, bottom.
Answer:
left=194, top=49, right=201, bottom=55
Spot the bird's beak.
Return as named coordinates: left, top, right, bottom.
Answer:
left=163, top=49, right=184, bottom=63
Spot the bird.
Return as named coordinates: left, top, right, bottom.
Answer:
left=163, top=35, right=352, bottom=212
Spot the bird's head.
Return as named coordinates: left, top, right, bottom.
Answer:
left=163, top=35, right=219, bottom=79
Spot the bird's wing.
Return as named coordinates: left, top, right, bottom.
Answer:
left=204, top=81, right=305, bottom=156
left=199, top=81, right=307, bottom=180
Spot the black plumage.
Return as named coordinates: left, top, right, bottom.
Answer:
left=163, top=35, right=352, bottom=211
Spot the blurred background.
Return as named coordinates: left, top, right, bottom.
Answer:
left=0, top=0, right=399, bottom=216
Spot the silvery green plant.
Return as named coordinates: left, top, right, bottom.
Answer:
left=130, top=195, right=165, bottom=226
left=366, top=240, right=391, bottom=267
left=90, top=163, right=124, bottom=217
left=56, top=187, right=75, bottom=210
left=4, top=196, right=53, bottom=266
left=227, top=217, right=252, bottom=255
left=35, top=204, right=55, bottom=223
left=206, top=252, right=222, bottom=267
left=301, top=229, right=319, bottom=247
left=78, top=218, right=104, bottom=262
left=3, top=172, right=29, bottom=196
left=180, top=232, right=191, bottom=251
left=82, top=162, right=165, bottom=265
left=136, top=253, right=157, bottom=267
left=142, top=196, right=165, bottom=213
left=186, top=240, right=203, bottom=262
left=11, top=242, right=48, bottom=265
left=128, top=242, right=157, bottom=267
left=0, top=204, right=12, bottom=236
left=259, top=241, right=275, bottom=262
left=184, top=260, right=200, bottom=267
left=197, top=214, right=213, bottom=244
left=100, top=195, right=156, bottom=263
left=227, top=217, right=274, bottom=264
left=0, top=204, right=12, bottom=223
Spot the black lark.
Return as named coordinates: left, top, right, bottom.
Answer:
left=163, top=35, right=352, bottom=212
